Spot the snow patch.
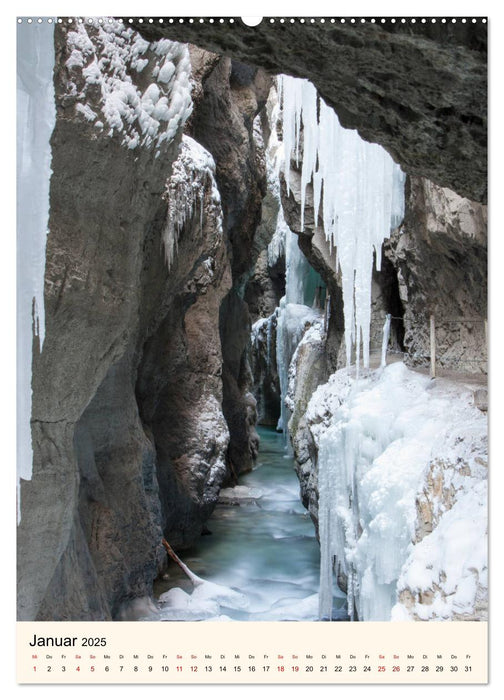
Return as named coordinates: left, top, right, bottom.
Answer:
left=65, top=20, right=192, bottom=151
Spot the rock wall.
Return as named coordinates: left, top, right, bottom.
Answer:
left=133, top=18, right=487, bottom=204
left=18, top=24, right=234, bottom=620
left=386, top=177, right=487, bottom=374
left=19, top=22, right=187, bottom=620
left=187, top=52, right=272, bottom=477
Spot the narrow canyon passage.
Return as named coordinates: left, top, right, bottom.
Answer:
left=16, top=19, right=487, bottom=625
left=149, top=426, right=346, bottom=621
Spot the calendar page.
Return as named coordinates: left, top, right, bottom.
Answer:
left=16, top=9, right=489, bottom=687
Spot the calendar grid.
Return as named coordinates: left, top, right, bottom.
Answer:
left=17, top=621, right=488, bottom=684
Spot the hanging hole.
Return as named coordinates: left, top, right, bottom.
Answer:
left=241, top=17, right=262, bottom=26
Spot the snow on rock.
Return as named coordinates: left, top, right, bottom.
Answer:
left=278, top=74, right=405, bottom=373
left=64, top=19, right=192, bottom=152
left=16, top=19, right=56, bottom=519
left=218, top=485, right=264, bottom=504
left=285, top=320, right=324, bottom=417
left=162, top=134, right=222, bottom=269
left=307, top=362, right=487, bottom=621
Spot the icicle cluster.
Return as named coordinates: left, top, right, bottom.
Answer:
left=162, top=135, right=222, bottom=269
left=278, top=75, right=405, bottom=371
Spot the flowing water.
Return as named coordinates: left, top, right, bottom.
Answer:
left=153, top=426, right=346, bottom=621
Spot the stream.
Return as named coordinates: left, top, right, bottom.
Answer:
left=153, top=426, right=346, bottom=621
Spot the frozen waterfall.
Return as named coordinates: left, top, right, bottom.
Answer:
left=275, top=214, right=323, bottom=437
left=17, top=20, right=56, bottom=520
left=278, top=74, right=405, bottom=373
left=310, top=362, right=488, bottom=621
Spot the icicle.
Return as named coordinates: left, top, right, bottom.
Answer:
left=17, top=19, right=56, bottom=521
left=381, top=314, right=391, bottom=368
left=278, top=74, right=405, bottom=374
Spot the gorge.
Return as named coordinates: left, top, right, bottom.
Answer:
left=17, top=17, right=487, bottom=624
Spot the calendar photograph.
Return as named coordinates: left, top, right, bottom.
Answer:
left=16, top=12, right=488, bottom=684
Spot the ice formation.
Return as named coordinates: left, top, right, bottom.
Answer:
left=17, top=20, right=56, bottom=518
left=158, top=578, right=249, bottom=621
left=275, top=221, right=323, bottom=435
left=65, top=20, right=193, bottom=152
left=381, top=313, right=391, bottom=368
left=162, top=135, right=223, bottom=269
left=278, top=74, right=405, bottom=371
left=252, top=85, right=323, bottom=437
left=276, top=300, right=320, bottom=435
left=307, top=362, right=487, bottom=621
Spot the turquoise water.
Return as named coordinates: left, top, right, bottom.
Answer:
left=155, top=427, right=337, bottom=620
